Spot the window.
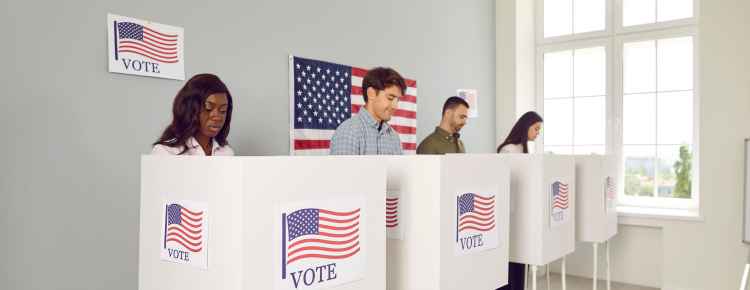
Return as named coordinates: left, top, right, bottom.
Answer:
left=537, top=0, right=698, bottom=209
left=541, top=45, right=608, bottom=155
left=621, top=0, right=694, bottom=27
left=622, top=35, right=694, bottom=200
left=542, top=0, right=608, bottom=39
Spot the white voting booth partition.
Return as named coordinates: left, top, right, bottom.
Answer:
left=140, top=156, right=386, bottom=290
left=498, top=154, right=576, bottom=290
left=382, top=155, right=510, bottom=290
left=575, top=155, right=620, bottom=290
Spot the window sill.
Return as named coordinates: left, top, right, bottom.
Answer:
left=616, top=206, right=703, bottom=227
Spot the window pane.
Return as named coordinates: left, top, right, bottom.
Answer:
left=657, top=145, right=693, bottom=198
left=657, top=0, right=694, bottom=22
left=624, top=145, right=656, bottom=197
left=624, top=40, right=656, bottom=94
left=544, top=50, right=573, bottom=99
left=545, top=0, right=573, bottom=38
left=657, top=36, right=693, bottom=91
left=574, top=0, right=606, bottom=34
left=544, top=98, right=574, bottom=146
left=623, top=0, right=656, bottom=27
left=624, top=93, right=656, bottom=144
left=657, top=91, right=693, bottom=145
left=574, top=96, right=606, bottom=145
left=574, top=145, right=606, bottom=155
left=574, top=46, right=606, bottom=97
left=545, top=146, right=574, bottom=155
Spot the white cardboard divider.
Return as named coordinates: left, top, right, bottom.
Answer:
left=140, top=156, right=386, bottom=290
left=575, top=155, right=620, bottom=243
left=383, top=154, right=510, bottom=290
left=498, top=154, right=576, bottom=266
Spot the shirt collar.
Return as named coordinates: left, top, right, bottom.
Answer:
left=187, top=136, right=221, bottom=155
left=358, top=108, right=392, bottom=133
left=434, top=126, right=460, bottom=141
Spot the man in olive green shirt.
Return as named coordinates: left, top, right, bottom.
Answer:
left=417, top=96, right=470, bottom=154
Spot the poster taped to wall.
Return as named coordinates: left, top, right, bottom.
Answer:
left=456, top=89, right=478, bottom=118
left=107, top=13, right=185, bottom=80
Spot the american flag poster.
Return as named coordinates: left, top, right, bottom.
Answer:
left=604, top=176, right=617, bottom=212
left=386, top=192, right=403, bottom=240
left=550, top=180, right=570, bottom=228
left=159, top=200, right=208, bottom=269
left=455, top=192, right=498, bottom=255
left=277, top=197, right=365, bottom=290
left=107, top=14, right=185, bottom=80
left=289, top=56, right=418, bottom=155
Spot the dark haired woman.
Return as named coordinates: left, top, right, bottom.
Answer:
left=496, top=111, right=543, bottom=154
left=152, top=73, right=235, bottom=156
left=496, top=111, right=543, bottom=290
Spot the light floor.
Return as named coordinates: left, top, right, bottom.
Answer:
left=530, top=273, right=658, bottom=290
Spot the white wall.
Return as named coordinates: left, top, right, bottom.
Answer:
left=498, top=0, right=750, bottom=289
left=495, top=0, right=517, bottom=145
left=562, top=226, right=663, bottom=288
left=495, top=0, right=536, bottom=146
left=653, top=1, right=750, bottom=288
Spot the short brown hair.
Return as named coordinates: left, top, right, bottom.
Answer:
left=361, top=67, right=407, bottom=103
left=442, top=96, right=470, bottom=115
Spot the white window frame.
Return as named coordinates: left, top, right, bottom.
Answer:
left=536, top=0, right=614, bottom=45
left=535, top=38, right=615, bottom=155
left=614, top=0, right=700, bottom=35
left=536, top=0, right=700, bottom=210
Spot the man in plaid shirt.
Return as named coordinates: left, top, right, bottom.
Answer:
left=330, top=67, right=407, bottom=155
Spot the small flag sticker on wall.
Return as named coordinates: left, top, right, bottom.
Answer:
left=107, top=13, right=185, bottom=80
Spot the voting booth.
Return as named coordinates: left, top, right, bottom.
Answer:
left=139, top=156, right=386, bottom=290
left=575, top=154, right=619, bottom=243
left=382, top=155, right=511, bottom=290
left=575, top=154, right=620, bottom=290
left=498, top=154, right=575, bottom=289
left=498, top=154, right=576, bottom=266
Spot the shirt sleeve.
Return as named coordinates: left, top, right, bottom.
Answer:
left=393, top=133, right=404, bottom=155
left=151, top=144, right=176, bottom=155
left=219, top=145, right=235, bottom=156
left=416, top=139, right=437, bottom=155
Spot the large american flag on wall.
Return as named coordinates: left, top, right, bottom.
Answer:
left=290, top=56, right=418, bottom=155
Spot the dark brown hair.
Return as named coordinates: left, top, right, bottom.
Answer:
left=497, top=111, right=543, bottom=153
left=361, top=67, right=407, bottom=103
left=153, top=74, right=233, bottom=154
